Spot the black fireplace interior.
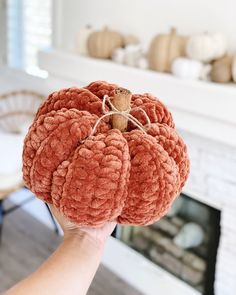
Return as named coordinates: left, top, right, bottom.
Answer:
left=119, top=194, right=221, bottom=295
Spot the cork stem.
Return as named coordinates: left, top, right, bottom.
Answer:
left=112, top=88, right=132, bottom=132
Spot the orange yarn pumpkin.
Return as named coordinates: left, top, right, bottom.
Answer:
left=22, top=81, right=189, bottom=227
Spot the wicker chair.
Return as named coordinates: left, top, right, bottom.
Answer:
left=0, top=90, right=58, bottom=240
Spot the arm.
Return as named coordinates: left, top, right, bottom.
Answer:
left=5, top=206, right=116, bottom=295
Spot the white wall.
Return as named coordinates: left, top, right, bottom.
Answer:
left=54, top=0, right=236, bottom=53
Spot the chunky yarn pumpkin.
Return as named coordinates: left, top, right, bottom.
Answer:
left=22, top=81, right=189, bottom=227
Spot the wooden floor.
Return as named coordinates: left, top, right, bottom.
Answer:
left=0, top=203, right=142, bottom=295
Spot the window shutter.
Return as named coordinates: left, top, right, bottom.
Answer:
left=7, top=0, right=52, bottom=77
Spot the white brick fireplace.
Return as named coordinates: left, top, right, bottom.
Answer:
left=182, top=131, right=236, bottom=295
left=2, top=49, right=236, bottom=294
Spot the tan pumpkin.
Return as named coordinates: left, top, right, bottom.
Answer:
left=123, top=34, right=140, bottom=46
left=210, top=55, right=233, bottom=83
left=87, top=26, right=124, bottom=59
left=232, top=55, right=236, bottom=82
left=148, top=28, right=187, bottom=72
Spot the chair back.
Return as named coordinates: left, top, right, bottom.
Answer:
left=0, top=90, right=44, bottom=134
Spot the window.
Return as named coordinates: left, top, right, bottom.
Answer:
left=7, top=0, right=52, bottom=77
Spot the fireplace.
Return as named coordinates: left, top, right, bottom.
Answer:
left=120, top=194, right=221, bottom=294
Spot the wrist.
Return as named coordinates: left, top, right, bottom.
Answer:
left=63, top=230, right=105, bottom=251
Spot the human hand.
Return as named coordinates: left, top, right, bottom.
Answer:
left=5, top=206, right=116, bottom=295
left=49, top=205, right=117, bottom=247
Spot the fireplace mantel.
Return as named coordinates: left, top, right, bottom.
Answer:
left=38, top=49, right=236, bottom=148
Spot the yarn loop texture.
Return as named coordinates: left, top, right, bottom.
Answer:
left=22, top=81, right=190, bottom=227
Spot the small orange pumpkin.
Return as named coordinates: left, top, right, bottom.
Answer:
left=23, top=81, right=189, bottom=227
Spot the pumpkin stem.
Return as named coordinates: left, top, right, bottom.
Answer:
left=112, top=87, right=132, bottom=132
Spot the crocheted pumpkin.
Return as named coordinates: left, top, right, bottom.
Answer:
left=22, top=81, right=189, bottom=227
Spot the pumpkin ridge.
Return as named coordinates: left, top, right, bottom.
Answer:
left=27, top=110, right=109, bottom=201
left=85, top=80, right=117, bottom=99
left=51, top=152, right=75, bottom=208
left=30, top=117, right=90, bottom=201
left=118, top=130, right=180, bottom=225
left=147, top=123, right=190, bottom=190
left=129, top=93, right=174, bottom=129
left=23, top=108, right=85, bottom=189
left=57, top=129, right=130, bottom=226
left=103, top=130, right=130, bottom=221
left=35, top=87, right=109, bottom=121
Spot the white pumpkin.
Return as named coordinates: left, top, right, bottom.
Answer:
left=232, top=55, right=236, bottom=82
left=186, top=33, right=227, bottom=62
left=75, top=25, right=93, bottom=56
left=136, top=57, right=148, bottom=70
left=112, top=48, right=125, bottom=64
left=171, top=57, right=211, bottom=80
left=123, top=44, right=143, bottom=67
left=174, top=222, right=204, bottom=249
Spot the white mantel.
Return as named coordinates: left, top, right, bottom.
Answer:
left=38, top=49, right=236, bottom=148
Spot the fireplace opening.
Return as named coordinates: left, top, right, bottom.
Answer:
left=119, top=194, right=221, bottom=294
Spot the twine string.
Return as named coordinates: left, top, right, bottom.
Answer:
left=90, top=95, right=151, bottom=137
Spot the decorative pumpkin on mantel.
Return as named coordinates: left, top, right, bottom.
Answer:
left=171, top=57, right=212, bottom=81
left=186, top=33, right=227, bottom=62
left=87, top=27, right=124, bottom=59
left=148, top=27, right=187, bottom=72
left=210, top=55, right=233, bottom=83
left=22, top=81, right=190, bottom=227
left=123, top=34, right=140, bottom=46
left=232, top=55, right=236, bottom=83
left=75, top=25, right=93, bottom=56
